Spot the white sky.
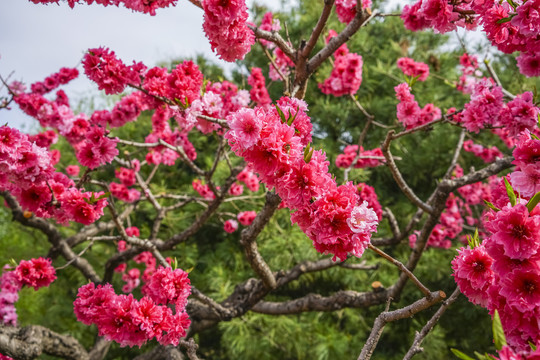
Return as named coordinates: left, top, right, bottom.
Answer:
left=0, top=0, right=281, bottom=131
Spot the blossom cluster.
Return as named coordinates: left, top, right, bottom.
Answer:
left=463, top=140, right=503, bottom=163
left=13, top=62, right=122, bottom=172
left=457, top=53, right=480, bottom=94
left=510, top=131, right=540, bottom=199
left=30, top=67, right=79, bottom=95
left=113, top=227, right=163, bottom=291
left=74, top=266, right=190, bottom=348
left=335, top=145, right=384, bottom=169
left=225, top=96, right=378, bottom=260
left=396, top=57, right=429, bottom=81
left=401, top=0, right=540, bottom=77
left=238, top=210, right=257, bottom=226
left=143, top=60, right=203, bottom=107
left=0, top=126, right=108, bottom=225
left=192, top=179, right=216, bottom=200
left=257, top=12, right=281, bottom=48
left=202, top=0, right=255, bottom=62
left=83, top=47, right=144, bottom=95
left=30, top=0, right=177, bottom=16
left=110, top=163, right=141, bottom=203
left=0, top=267, right=20, bottom=326
left=456, top=80, right=539, bottom=136
left=452, top=131, right=540, bottom=350
left=15, top=257, right=56, bottom=291
left=254, top=12, right=294, bottom=81
left=394, top=83, right=441, bottom=130
left=0, top=258, right=56, bottom=327
left=248, top=67, right=271, bottom=106
left=335, top=0, right=372, bottom=24
left=181, top=81, right=249, bottom=135
left=224, top=219, right=239, bottom=233
left=409, top=193, right=465, bottom=249
left=319, top=30, right=363, bottom=97
left=237, top=167, right=260, bottom=192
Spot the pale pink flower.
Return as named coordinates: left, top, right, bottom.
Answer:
left=347, top=201, right=378, bottom=234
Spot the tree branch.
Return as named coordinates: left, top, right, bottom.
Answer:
left=381, top=131, right=433, bottom=214
left=250, top=289, right=391, bottom=315
left=403, top=287, right=461, bottom=360
left=357, top=291, right=446, bottom=360
left=239, top=191, right=282, bottom=289
left=249, top=26, right=296, bottom=61
left=0, top=325, right=89, bottom=360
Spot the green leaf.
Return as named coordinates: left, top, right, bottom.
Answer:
left=451, top=348, right=475, bottom=360
left=303, top=143, right=311, bottom=158
left=466, top=228, right=481, bottom=249
left=484, top=200, right=500, bottom=212
left=531, top=132, right=540, bottom=141
left=504, top=177, right=517, bottom=206
left=493, top=310, right=507, bottom=351
left=527, top=191, right=540, bottom=213
left=304, top=147, right=314, bottom=163
left=473, top=351, right=490, bottom=360
left=505, top=0, right=517, bottom=9
left=276, top=105, right=287, bottom=123
left=496, top=16, right=512, bottom=24
left=529, top=342, right=537, bottom=351
left=96, top=192, right=111, bottom=201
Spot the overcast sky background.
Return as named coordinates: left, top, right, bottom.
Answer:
left=0, top=0, right=282, bottom=131
left=1, top=0, right=481, bottom=133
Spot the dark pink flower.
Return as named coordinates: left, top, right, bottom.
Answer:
left=15, top=257, right=56, bottom=291
left=501, top=268, right=540, bottom=312
left=489, top=204, right=540, bottom=260
left=224, top=219, right=239, bottom=233
left=237, top=211, right=257, bottom=226
left=452, top=245, right=494, bottom=307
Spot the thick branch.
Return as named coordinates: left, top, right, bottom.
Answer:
left=292, top=9, right=376, bottom=98
left=239, top=191, right=281, bottom=289
left=305, top=9, right=375, bottom=75
left=441, top=156, right=513, bottom=191
left=0, top=325, right=89, bottom=360
left=132, top=345, right=183, bottom=360
left=188, top=257, right=353, bottom=332
left=251, top=289, right=391, bottom=315
left=298, top=0, right=335, bottom=66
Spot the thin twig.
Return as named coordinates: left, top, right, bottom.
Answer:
left=357, top=291, right=446, bottom=360
left=368, top=244, right=432, bottom=299
left=403, top=287, right=461, bottom=360
left=484, top=59, right=515, bottom=99
left=382, top=130, right=433, bottom=214
left=442, top=129, right=466, bottom=180
left=261, top=43, right=290, bottom=91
